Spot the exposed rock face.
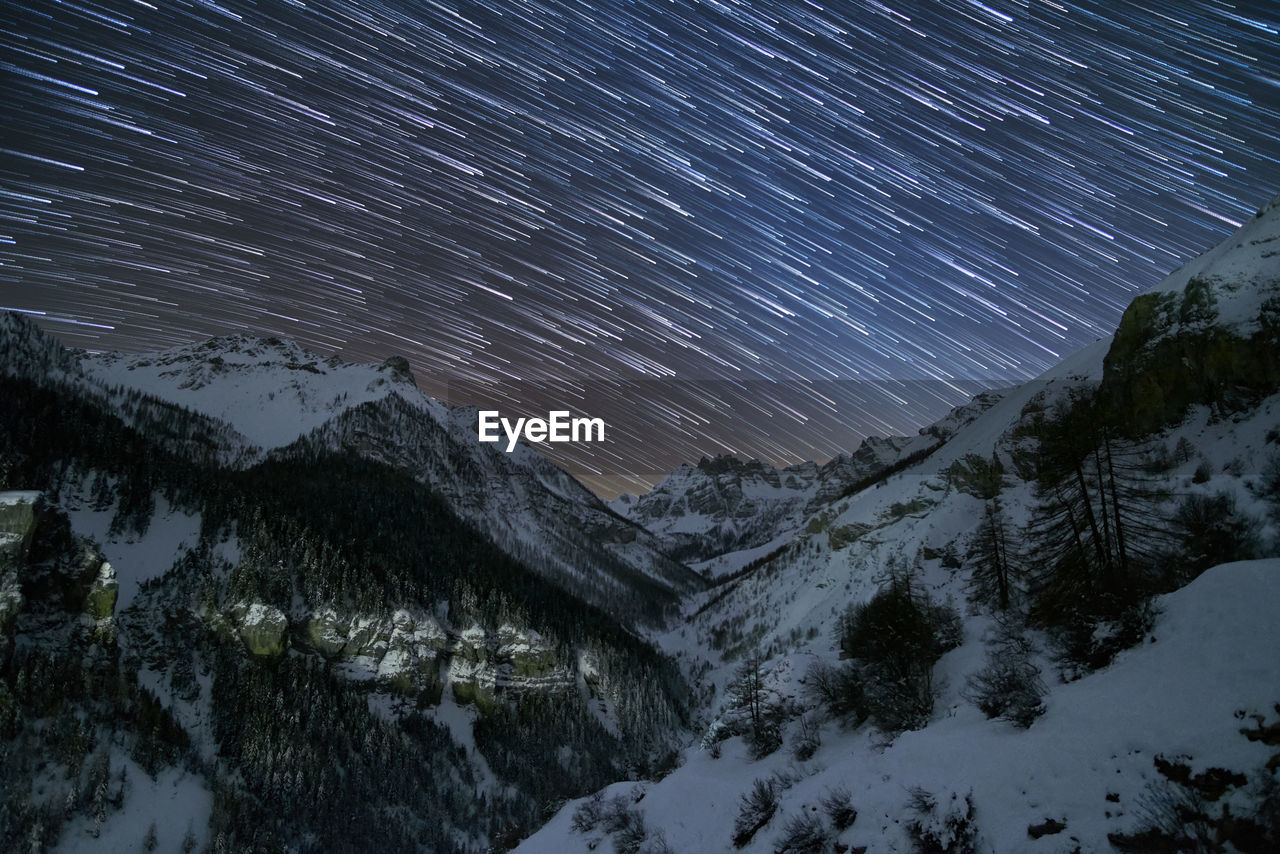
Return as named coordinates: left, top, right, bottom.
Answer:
left=85, top=560, right=118, bottom=620
left=0, top=501, right=34, bottom=667
left=499, top=624, right=557, bottom=678
left=0, top=498, right=118, bottom=661
left=0, top=491, right=42, bottom=567
left=1102, top=190, right=1280, bottom=434
left=378, top=355, right=416, bottom=386
left=297, top=607, right=565, bottom=705
left=233, top=602, right=289, bottom=657
left=1104, top=277, right=1280, bottom=434
left=444, top=624, right=564, bottom=708
left=0, top=493, right=41, bottom=662
left=302, top=608, right=448, bottom=661
left=377, top=609, right=447, bottom=682
left=304, top=607, right=349, bottom=657
left=83, top=557, right=118, bottom=644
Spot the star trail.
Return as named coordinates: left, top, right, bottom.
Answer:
left=3, top=0, right=1279, bottom=494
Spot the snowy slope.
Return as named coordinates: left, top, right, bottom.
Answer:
left=518, top=559, right=1280, bottom=854
left=82, top=335, right=437, bottom=451
left=519, top=195, right=1280, bottom=852
left=1137, top=189, right=1280, bottom=332
left=672, top=188, right=1280, bottom=679
left=609, top=456, right=829, bottom=564
left=54, top=760, right=212, bottom=854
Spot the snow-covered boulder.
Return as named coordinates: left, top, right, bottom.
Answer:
left=233, top=602, right=289, bottom=657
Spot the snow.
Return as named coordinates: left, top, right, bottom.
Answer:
left=517, top=203, right=1280, bottom=854
left=434, top=683, right=482, bottom=750
left=10, top=193, right=1277, bottom=852
left=428, top=678, right=503, bottom=797
left=916, top=335, right=1110, bottom=477
left=74, top=332, right=702, bottom=610
left=54, top=756, right=212, bottom=854
left=1140, top=189, right=1280, bottom=332
left=518, top=560, right=1280, bottom=854
left=64, top=492, right=203, bottom=610
left=690, top=531, right=796, bottom=580
left=81, top=335, right=442, bottom=451
left=0, top=490, right=42, bottom=506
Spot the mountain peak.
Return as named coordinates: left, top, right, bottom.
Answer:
left=695, top=454, right=771, bottom=477
left=378, top=354, right=416, bottom=386
left=78, top=333, right=431, bottom=450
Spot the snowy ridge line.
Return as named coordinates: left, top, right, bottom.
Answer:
left=3, top=312, right=707, bottom=625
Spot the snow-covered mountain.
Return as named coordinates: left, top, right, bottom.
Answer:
left=1, top=316, right=699, bottom=852
left=84, top=333, right=435, bottom=451
left=610, top=390, right=1010, bottom=567
left=3, top=193, right=1278, bottom=854
left=515, top=193, right=1280, bottom=853
left=521, top=559, right=1280, bottom=853
left=610, top=455, right=831, bottom=566
left=0, top=319, right=705, bottom=624
left=1101, top=191, right=1280, bottom=435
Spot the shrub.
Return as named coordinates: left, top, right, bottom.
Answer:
left=1166, top=491, right=1261, bottom=583
left=600, top=793, right=637, bottom=834
left=833, top=575, right=962, bottom=731
left=821, top=786, right=858, bottom=830
left=1110, top=719, right=1280, bottom=854
left=774, top=811, right=830, bottom=854
left=803, top=660, right=864, bottom=722
left=732, top=778, right=779, bottom=848
left=793, top=715, right=821, bottom=761
left=749, top=718, right=784, bottom=760
left=1258, top=452, right=1280, bottom=501
left=965, top=623, right=1045, bottom=728
left=906, top=788, right=978, bottom=854
left=571, top=790, right=605, bottom=833
left=1053, top=597, right=1159, bottom=679
left=640, top=830, right=675, bottom=854
left=612, top=808, right=647, bottom=854
left=574, top=790, right=656, bottom=854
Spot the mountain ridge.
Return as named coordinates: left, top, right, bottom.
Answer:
left=2, top=313, right=705, bottom=624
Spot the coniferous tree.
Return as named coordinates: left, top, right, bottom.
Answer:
left=970, top=496, right=1017, bottom=611
left=831, top=572, right=962, bottom=732
left=728, top=650, right=783, bottom=758
left=952, top=452, right=1020, bottom=611
left=1024, top=390, right=1168, bottom=626
left=965, top=618, right=1045, bottom=727
left=1165, top=491, right=1261, bottom=583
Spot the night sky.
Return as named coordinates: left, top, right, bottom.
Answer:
left=3, top=0, right=1279, bottom=496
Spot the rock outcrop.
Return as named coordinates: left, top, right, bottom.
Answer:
left=1102, top=191, right=1280, bottom=434
left=233, top=602, right=289, bottom=657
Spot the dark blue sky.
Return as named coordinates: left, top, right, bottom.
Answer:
left=3, top=0, right=1278, bottom=493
